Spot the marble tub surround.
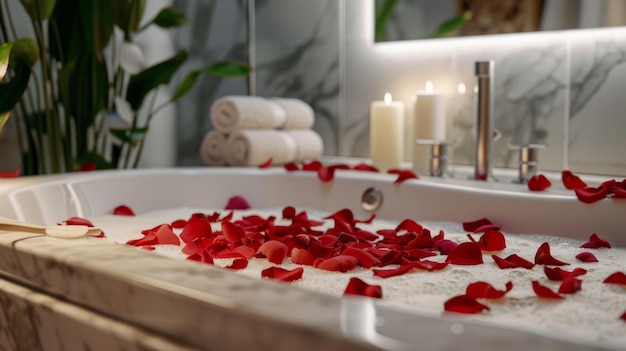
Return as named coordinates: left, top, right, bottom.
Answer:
left=1, top=168, right=626, bottom=350
left=0, top=266, right=198, bottom=351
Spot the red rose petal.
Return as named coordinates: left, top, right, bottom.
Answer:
left=302, top=160, right=323, bottom=171
left=532, top=280, right=564, bottom=300
left=171, top=219, right=188, bottom=228
left=528, top=174, right=551, bottom=191
left=372, top=264, right=414, bottom=278
left=395, top=218, right=424, bottom=233
left=0, top=167, right=20, bottom=178
left=261, top=266, right=304, bottom=282
left=444, top=295, right=490, bottom=314
left=341, top=247, right=381, bottom=269
left=317, top=165, right=335, bottom=182
left=611, top=185, right=626, bottom=198
left=535, top=242, right=569, bottom=266
left=558, top=278, right=582, bottom=294
left=155, top=224, right=180, bottom=245
left=222, top=220, right=245, bottom=244
left=232, top=245, right=256, bottom=259
left=352, top=163, right=379, bottom=172
left=620, top=311, right=626, bottom=321
left=282, top=206, right=296, bottom=219
left=291, top=248, right=316, bottom=266
left=435, top=239, right=458, bottom=255
left=446, top=242, right=484, bottom=265
left=256, top=240, right=288, bottom=264
left=574, top=186, right=609, bottom=204
left=79, top=162, right=96, bottom=172
left=259, top=157, right=272, bottom=168
left=225, top=258, right=249, bottom=270
left=307, top=240, right=335, bottom=259
left=544, top=266, right=587, bottom=281
left=314, top=255, right=358, bottom=272
left=113, top=205, right=135, bottom=216
left=224, top=195, right=250, bottom=210
left=562, top=170, right=587, bottom=190
left=575, top=252, right=598, bottom=263
left=343, top=277, right=383, bottom=298
left=284, top=162, right=299, bottom=171
left=580, top=233, right=612, bottom=249
left=603, top=272, right=626, bottom=286
left=412, top=260, right=449, bottom=271
left=466, top=281, right=513, bottom=299
left=463, top=218, right=496, bottom=233
left=180, top=219, right=213, bottom=243
left=63, top=217, right=95, bottom=227
left=388, top=169, right=418, bottom=184
left=328, top=163, right=351, bottom=171
left=476, top=231, right=506, bottom=251
left=491, top=254, right=535, bottom=269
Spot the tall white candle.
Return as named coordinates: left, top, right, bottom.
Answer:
left=370, top=93, right=405, bottom=172
left=413, top=81, right=446, bottom=175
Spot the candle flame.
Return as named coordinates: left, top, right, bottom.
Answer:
left=384, top=93, right=392, bottom=104
left=457, top=83, right=466, bottom=95
left=425, top=81, right=434, bottom=93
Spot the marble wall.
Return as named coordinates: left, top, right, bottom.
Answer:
left=174, top=0, right=626, bottom=176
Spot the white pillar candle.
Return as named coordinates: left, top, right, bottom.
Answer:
left=413, top=81, right=446, bottom=175
left=370, top=93, right=405, bottom=172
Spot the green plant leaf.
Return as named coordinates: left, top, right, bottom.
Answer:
left=0, top=62, right=31, bottom=114
left=110, top=127, right=148, bottom=147
left=429, top=11, right=473, bottom=39
left=75, top=151, right=115, bottom=170
left=79, top=1, right=115, bottom=55
left=0, top=111, right=10, bottom=136
left=171, top=61, right=251, bottom=102
left=49, top=0, right=115, bottom=60
left=374, top=0, right=398, bottom=42
left=20, top=0, right=56, bottom=20
left=57, top=56, right=109, bottom=128
left=203, top=61, right=252, bottom=77
left=0, top=39, right=38, bottom=81
left=152, top=7, right=187, bottom=28
left=126, top=50, right=188, bottom=110
left=113, top=0, right=146, bottom=35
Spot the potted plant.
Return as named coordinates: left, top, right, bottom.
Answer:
left=0, top=0, right=250, bottom=175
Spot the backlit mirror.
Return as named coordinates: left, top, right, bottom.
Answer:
left=375, top=0, right=626, bottom=42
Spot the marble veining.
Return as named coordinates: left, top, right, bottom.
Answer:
left=0, top=268, right=199, bottom=351
left=0, top=233, right=380, bottom=351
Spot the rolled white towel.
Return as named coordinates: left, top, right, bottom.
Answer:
left=200, top=131, right=229, bottom=166
left=272, top=97, right=315, bottom=129
left=210, top=96, right=286, bottom=133
left=225, top=130, right=297, bottom=166
left=285, top=130, right=324, bottom=162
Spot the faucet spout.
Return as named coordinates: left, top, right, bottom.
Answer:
left=474, top=61, right=494, bottom=181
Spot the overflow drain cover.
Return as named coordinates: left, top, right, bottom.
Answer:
left=361, top=187, right=383, bottom=212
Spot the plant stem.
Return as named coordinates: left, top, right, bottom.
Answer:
left=30, top=5, right=63, bottom=174
left=132, top=90, right=161, bottom=168
left=0, top=0, right=8, bottom=43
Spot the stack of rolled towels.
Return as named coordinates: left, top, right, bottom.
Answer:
left=200, top=96, right=324, bottom=167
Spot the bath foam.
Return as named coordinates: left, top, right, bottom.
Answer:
left=91, top=208, right=626, bottom=348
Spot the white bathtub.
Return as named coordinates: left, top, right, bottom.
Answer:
left=0, top=167, right=624, bottom=351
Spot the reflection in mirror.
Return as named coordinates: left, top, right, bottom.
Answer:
left=375, top=0, right=626, bottom=42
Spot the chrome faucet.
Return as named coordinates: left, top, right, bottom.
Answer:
left=474, top=61, right=494, bottom=181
